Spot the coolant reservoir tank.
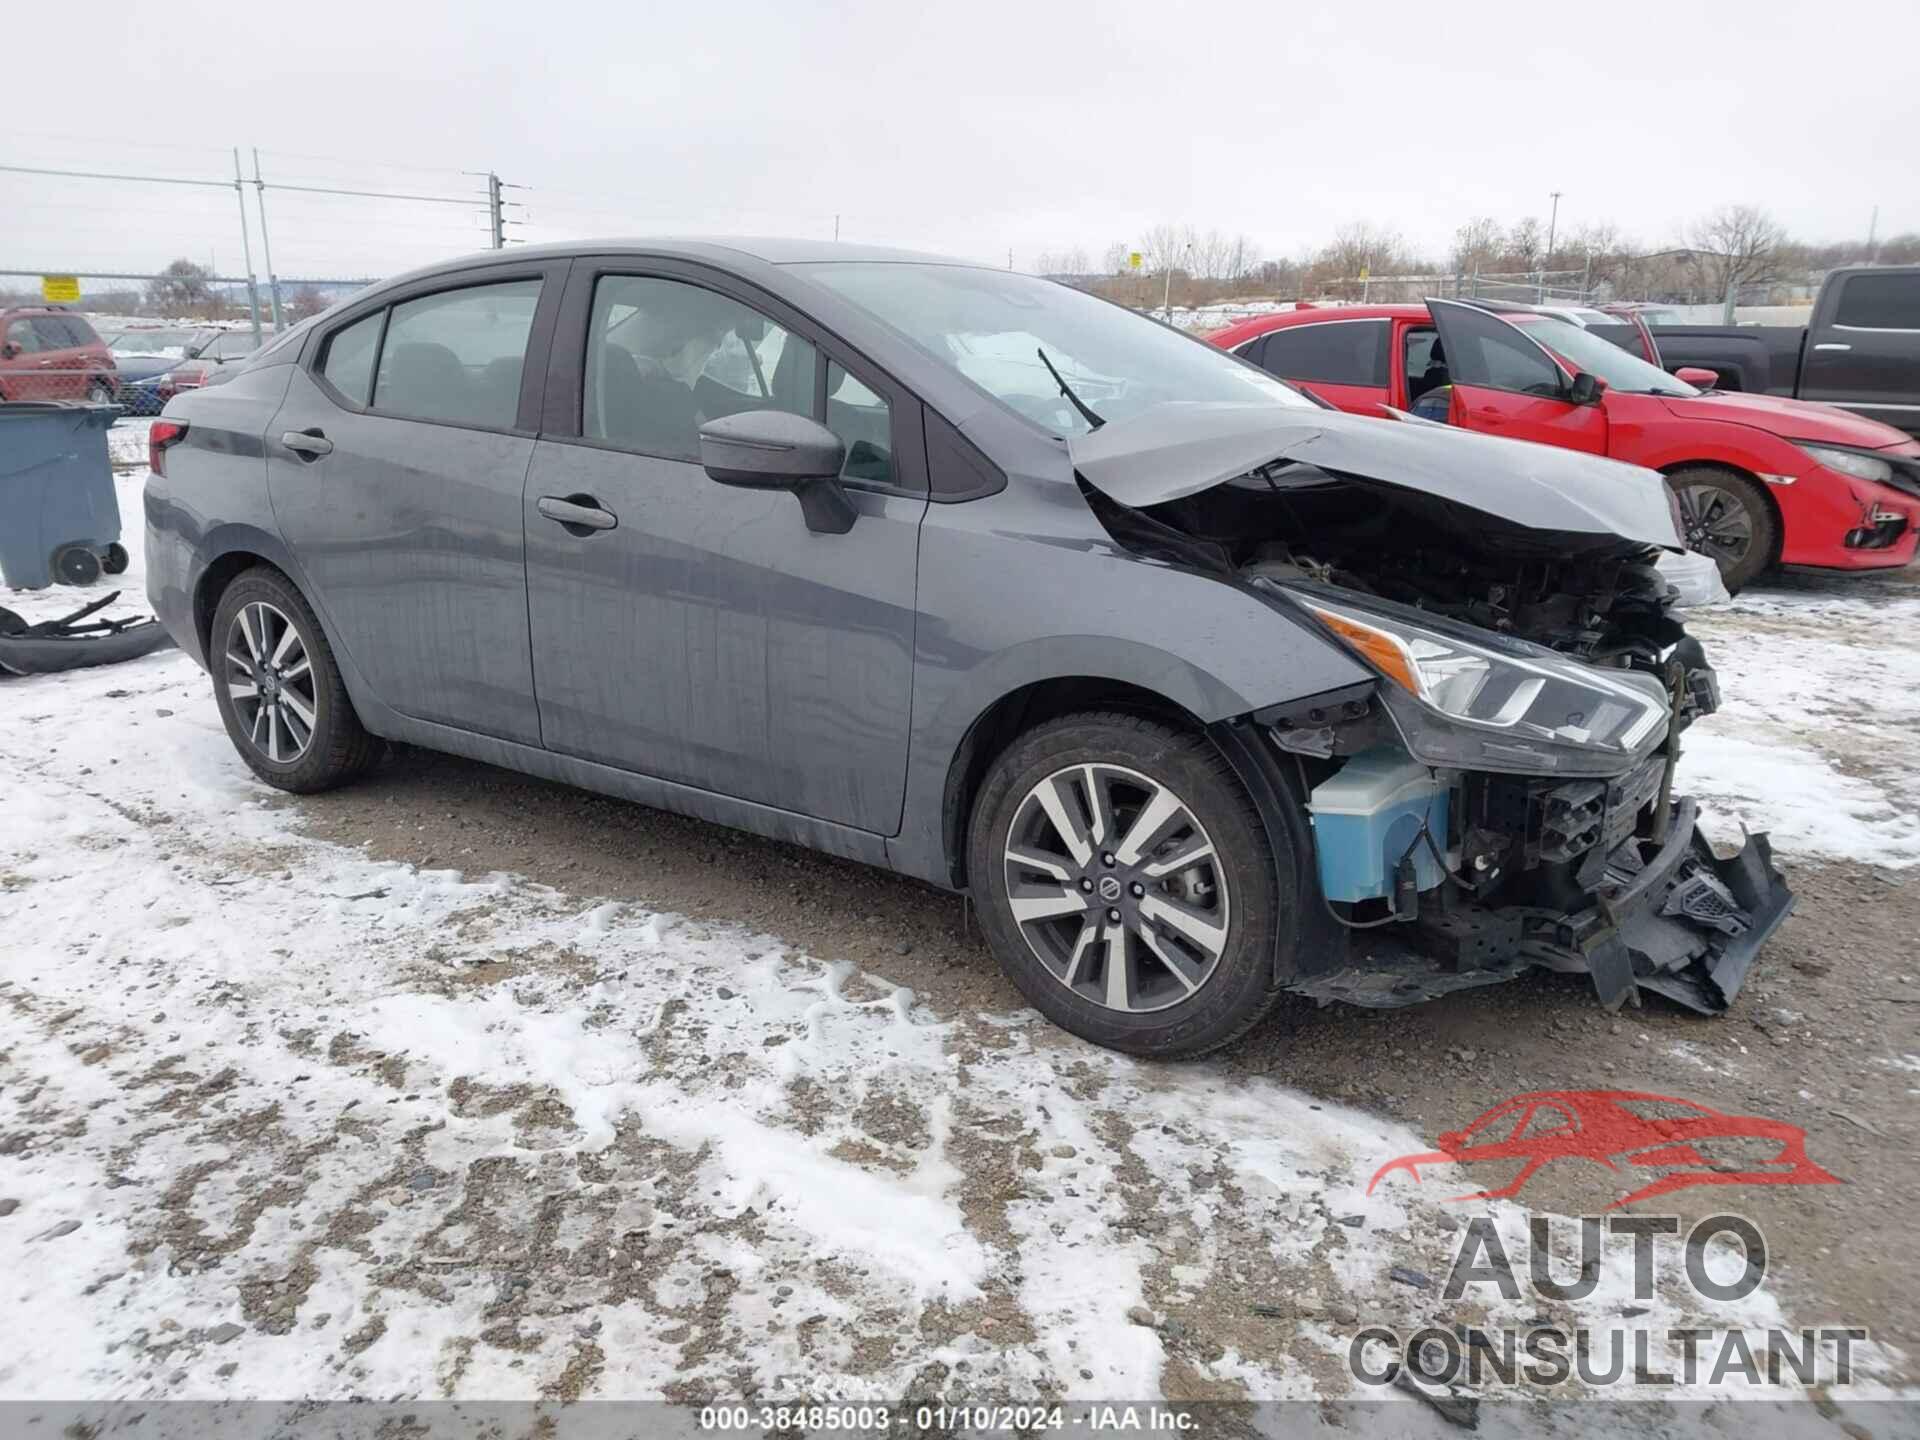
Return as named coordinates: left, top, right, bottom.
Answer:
left=1307, top=748, right=1450, bottom=903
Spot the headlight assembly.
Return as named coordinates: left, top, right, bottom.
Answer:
left=1794, top=442, right=1894, bottom=485
left=1284, top=586, right=1670, bottom=776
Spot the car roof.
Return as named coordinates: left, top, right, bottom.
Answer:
left=371, top=236, right=997, bottom=294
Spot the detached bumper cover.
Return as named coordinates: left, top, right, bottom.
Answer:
left=1542, top=798, right=1794, bottom=1013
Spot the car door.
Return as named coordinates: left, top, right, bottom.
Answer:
left=266, top=264, right=566, bottom=745
left=33, top=316, right=93, bottom=399
left=1800, top=270, right=1920, bottom=427
left=1428, top=300, right=1608, bottom=455
left=1247, top=318, right=1393, bottom=416
left=524, top=260, right=926, bottom=834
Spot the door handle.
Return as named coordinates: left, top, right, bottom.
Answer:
left=537, top=494, right=618, bottom=533
left=281, top=429, right=333, bottom=459
left=1812, top=343, right=1852, bottom=352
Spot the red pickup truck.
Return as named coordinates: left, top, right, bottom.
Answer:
left=1210, top=299, right=1920, bottom=590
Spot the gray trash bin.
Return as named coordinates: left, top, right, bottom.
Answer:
left=0, top=401, right=125, bottom=590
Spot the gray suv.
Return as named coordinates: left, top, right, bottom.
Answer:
left=145, top=240, right=1791, bottom=1055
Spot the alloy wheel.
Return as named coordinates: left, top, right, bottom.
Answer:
left=224, top=601, right=317, bottom=764
left=1002, top=763, right=1230, bottom=1013
left=1673, top=482, right=1754, bottom=567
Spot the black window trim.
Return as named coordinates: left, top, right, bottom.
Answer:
left=306, top=260, right=570, bottom=437
left=541, top=255, right=930, bottom=500
left=1425, top=300, right=1573, bottom=402
left=1256, top=317, right=1391, bottom=388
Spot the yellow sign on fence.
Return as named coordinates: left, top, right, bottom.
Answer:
left=41, top=275, right=81, bottom=304
left=1128, top=252, right=1143, bottom=270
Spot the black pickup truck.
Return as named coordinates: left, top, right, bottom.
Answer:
left=1603, top=266, right=1920, bottom=438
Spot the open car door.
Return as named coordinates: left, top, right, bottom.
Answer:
left=1428, top=299, right=1609, bottom=456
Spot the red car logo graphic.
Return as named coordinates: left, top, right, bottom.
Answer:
left=1368, top=1090, right=1841, bottom=1209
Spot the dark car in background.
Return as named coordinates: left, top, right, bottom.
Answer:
left=0, top=308, right=116, bottom=403
left=145, top=240, right=1791, bottom=1055
left=112, top=327, right=270, bottom=412
left=103, top=327, right=218, bottom=414
left=1604, top=266, right=1920, bottom=438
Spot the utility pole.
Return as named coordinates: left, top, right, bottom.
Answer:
left=232, top=148, right=263, bottom=341
left=251, top=148, right=282, bottom=330
left=1543, top=190, right=1562, bottom=300
left=487, top=172, right=506, bottom=250
left=1868, top=205, right=1880, bottom=264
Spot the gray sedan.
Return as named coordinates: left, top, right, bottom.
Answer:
left=143, top=239, right=1791, bottom=1054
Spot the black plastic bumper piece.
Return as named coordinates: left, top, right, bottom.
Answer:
left=1287, top=800, right=1793, bottom=1015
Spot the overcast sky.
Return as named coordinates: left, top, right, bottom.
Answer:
left=6, top=0, right=1915, bottom=283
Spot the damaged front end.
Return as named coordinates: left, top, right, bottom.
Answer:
left=1072, top=404, right=1793, bottom=1015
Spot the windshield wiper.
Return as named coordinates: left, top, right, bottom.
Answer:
left=1035, top=347, right=1105, bottom=431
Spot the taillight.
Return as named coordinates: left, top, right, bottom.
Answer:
left=149, top=420, right=188, bottom=476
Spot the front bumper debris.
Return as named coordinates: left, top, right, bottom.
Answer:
left=1291, top=795, right=1793, bottom=1014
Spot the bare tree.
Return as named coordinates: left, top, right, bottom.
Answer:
left=145, top=259, right=218, bottom=318
left=287, top=286, right=332, bottom=322
left=1505, top=217, right=1544, bottom=273
left=1688, top=204, right=1788, bottom=319
left=1450, top=217, right=1504, bottom=277
left=1101, top=242, right=1132, bottom=275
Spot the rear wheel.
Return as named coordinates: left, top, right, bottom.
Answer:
left=966, top=711, right=1293, bottom=1057
left=86, top=379, right=114, bottom=405
left=1667, top=467, right=1775, bottom=593
left=209, top=567, right=378, bottom=793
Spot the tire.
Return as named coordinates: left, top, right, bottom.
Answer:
left=209, top=567, right=378, bottom=793
left=86, top=380, right=114, bottom=405
left=101, top=543, right=130, bottom=575
left=1666, top=467, right=1776, bottom=594
left=966, top=711, right=1294, bottom=1058
left=54, top=545, right=102, bottom=585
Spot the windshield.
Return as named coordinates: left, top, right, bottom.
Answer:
left=795, top=262, right=1316, bottom=434
left=1508, top=314, right=1698, bottom=396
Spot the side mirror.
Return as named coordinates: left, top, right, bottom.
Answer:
left=698, top=409, right=855, bottom=535
left=0, top=342, right=18, bottom=360
left=1674, top=366, right=1718, bottom=389
left=1567, top=371, right=1607, bottom=406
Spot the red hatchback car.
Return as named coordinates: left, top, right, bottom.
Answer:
left=0, top=307, right=117, bottom=404
left=1211, top=299, right=1920, bottom=590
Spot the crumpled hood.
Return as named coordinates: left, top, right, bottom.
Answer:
left=1659, top=389, right=1913, bottom=449
left=1068, top=402, right=1684, bottom=550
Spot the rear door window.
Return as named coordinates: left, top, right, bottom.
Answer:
left=371, top=278, right=542, bottom=428
left=1255, top=320, right=1389, bottom=386
left=319, top=310, right=384, bottom=407
left=1833, top=273, right=1920, bottom=330
left=32, top=316, right=78, bottom=352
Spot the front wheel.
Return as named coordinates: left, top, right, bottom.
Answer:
left=966, top=712, right=1292, bottom=1057
left=86, top=380, right=114, bottom=405
left=1667, top=467, right=1776, bottom=594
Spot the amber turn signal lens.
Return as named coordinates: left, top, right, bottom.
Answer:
left=1305, top=605, right=1420, bottom=695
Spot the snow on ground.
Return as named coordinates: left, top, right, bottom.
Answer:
left=2, top=441, right=1916, bottom=1420
left=1683, top=569, right=1920, bottom=867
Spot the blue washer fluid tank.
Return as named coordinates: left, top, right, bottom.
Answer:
left=1307, top=747, right=1451, bottom=904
